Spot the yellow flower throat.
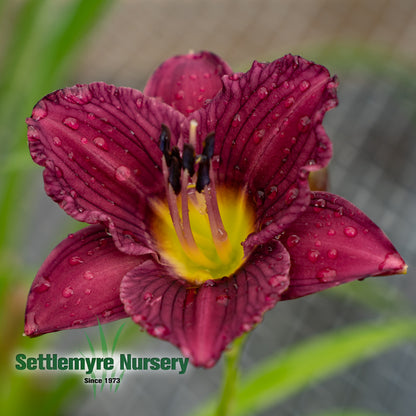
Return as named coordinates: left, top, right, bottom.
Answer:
left=152, top=121, right=255, bottom=285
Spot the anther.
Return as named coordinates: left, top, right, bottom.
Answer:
left=182, top=143, right=196, bottom=177
left=168, top=147, right=182, bottom=194
left=196, top=155, right=210, bottom=192
left=159, top=124, right=171, bottom=165
left=202, top=132, right=215, bottom=160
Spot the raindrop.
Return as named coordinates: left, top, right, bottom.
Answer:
left=72, top=319, right=83, bottom=326
left=253, top=129, right=265, bottom=144
left=115, top=165, right=131, bottom=182
left=286, top=234, right=300, bottom=247
left=69, top=256, right=83, bottom=266
left=299, top=80, right=311, bottom=91
left=298, top=116, right=311, bottom=132
left=84, top=288, right=92, bottom=295
left=102, top=310, right=113, bottom=318
left=216, top=294, right=230, bottom=306
left=62, top=286, right=74, bottom=298
left=268, top=275, right=286, bottom=288
left=285, top=186, right=299, bottom=205
left=308, top=249, right=320, bottom=263
left=267, top=186, right=278, bottom=200
left=175, top=90, right=185, bottom=100
left=327, top=229, right=336, bottom=236
left=152, top=325, right=169, bottom=337
left=327, top=248, right=338, bottom=259
left=316, top=268, right=337, bottom=282
left=83, top=270, right=94, bottom=280
left=32, top=100, right=48, bottom=120
left=63, top=117, right=79, bottom=130
left=284, top=96, right=295, bottom=108
left=53, top=136, right=62, bottom=146
left=232, top=113, right=241, bottom=127
left=257, top=86, right=268, bottom=99
left=343, top=226, right=357, bottom=238
left=93, top=137, right=109, bottom=151
left=33, top=278, right=51, bottom=293
left=81, top=137, right=88, bottom=144
left=143, top=292, right=153, bottom=304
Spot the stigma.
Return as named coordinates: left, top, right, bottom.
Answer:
left=152, top=121, right=255, bottom=285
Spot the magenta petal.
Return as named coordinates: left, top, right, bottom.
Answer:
left=144, top=51, right=232, bottom=115
left=27, top=82, right=185, bottom=255
left=193, top=55, right=338, bottom=246
left=120, top=240, right=290, bottom=367
left=279, top=192, right=407, bottom=300
left=25, top=225, right=144, bottom=336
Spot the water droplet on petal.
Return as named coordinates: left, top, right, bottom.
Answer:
left=63, top=117, right=79, bottom=130
left=284, top=96, right=295, bottom=108
left=102, top=310, right=113, bottom=318
left=268, top=275, right=287, bottom=288
left=299, top=80, right=311, bottom=91
left=257, top=86, right=268, bottom=99
left=175, top=90, right=185, bottom=100
left=33, top=277, right=51, bottom=293
left=72, top=319, right=83, bottom=326
left=253, top=129, right=265, bottom=144
left=285, top=186, right=299, bottom=205
left=152, top=325, right=169, bottom=337
left=53, top=136, right=62, bottom=146
left=344, top=226, right=357, bottom=238
left=115, top=165, right=131, bottom=182
left=287, top=234, right=300, bottom=247
left=27, top=126, right=40, bottom=142
left=327, top=248, right=338, bottom=259
left=308, top=249, right=320, bottom=263
left=32, top=100, right=48, bottom=120
left=316, top=268, right=337, bottom=282
left=232, top=113, right=241, bottom=127
left=143, top=292, right=153, bottom=304
left=93, top=137, right=108, bottom=151
left=84, top=288, right=92, bottom=295
left=81, top=137, right=88, bottom=144
left=62, top=287, right=74, bottom=298
left=216, top=294, right=230, bottom=306
left=69, top=256, right=84, bottom=266
left=83, top=271, right=94, bottom=280
left=327, top=229, right=336, bottom=236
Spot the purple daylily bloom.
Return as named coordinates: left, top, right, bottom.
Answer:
left=25, top=51, right=407, bottom=368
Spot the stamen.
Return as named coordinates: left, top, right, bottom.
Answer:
left=168, top=147, right=182, bottom=194
left=182, top=144, right=195, bottom=177
left=159, top=124, right=171, bottom=165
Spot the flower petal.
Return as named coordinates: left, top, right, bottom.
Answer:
left=27, top=82, right=185, bottom=255
left=144, top=51, right=232, bottom=114
left=279, top=192, right=407, bottom=300
left=192, top=55, right=337, bottom=247
left=120, top=240, right=290, bottom=367
left=25, top=225, right=144, bottom=336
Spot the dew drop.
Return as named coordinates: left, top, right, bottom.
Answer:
left=308, top=249, right=320, bottom=263
left=216, top=294, right=230, bottom=306
left=81, top=137, right=88, bottom=144
left=378, top=252, right=405, bottom=272
left=152, top=325, right=169, bottom=337
left=283, top=81, right=290, bottom=89
left=286, top=234, right=300, bottom=247
left=253, top=129, right=265, bottom=144
left=267, top=186, right=278, bottom=200
left=327, top=229, right=336, bottom=236
left=232, top=113, right=241, bottom=127
left=32, top=100, right=48, bottom=120
left=298, top=116, right=311, bottom=132
left=63, top=117, right=79, bottom=130
left=327, top=248, right=338, bottom=259
left=69, top=256, right=83, bottom=266
left=33, top=277, right=51, bottom=293
left=257, top=86, right=268, bottom=99
left=83, top=270, right=94, bottom=280
left=62, top=286, right=74, bottom=298
left=285, top=186, right=299, bottom=205
left=53, top=136, right=62, bottom=146
left=143, top=292, right=153, bottom=304
left=284, top=96, right=295, bottom=108
left=115, top=165, right=131, bottom=182
left=102, top=310, right=113, bottom=318
left=343, top=226, right=357, bottom=238
left=93, top=137, right=108, bottom=151
left=268, top=275, right=287, bottom=288
left=175, top=90, right=185, bottom=100
left=136, top=97, right=143, bottom=109
left=84, top=288, right=92, bottom=295
left=299, top=80, right=311, bottom=91
left=316, top=268, right=337, bottom=282
left=72, top=319, right=83, bottom=326
left=27, top=126, right=40, bottom=142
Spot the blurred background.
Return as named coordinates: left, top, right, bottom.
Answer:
left=1, top=0, right=415, bottom=415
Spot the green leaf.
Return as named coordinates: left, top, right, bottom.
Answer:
left=192, top=318, right=416, bottom=416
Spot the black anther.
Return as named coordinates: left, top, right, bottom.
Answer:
left=196, top=155, right=210, bottom=193
left=159, top=124, right=171, bottom=164
left=182, top=144, right=196, bottom=177
left=202, top=132, right=215, bottom=160
left=168, top=151, right=182, bottom=194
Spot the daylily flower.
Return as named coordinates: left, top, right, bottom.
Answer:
left=25, top=51, right=407, bottom=368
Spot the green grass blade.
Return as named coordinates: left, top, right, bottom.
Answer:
left=192, top=318, right=416, bottom=416
left=111, top=322, right=126, bottom=355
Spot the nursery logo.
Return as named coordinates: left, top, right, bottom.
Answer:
left=15, top=322, right=188, bottom=394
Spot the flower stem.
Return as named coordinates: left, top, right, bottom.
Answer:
left=215, top=334, right=247, bottom=416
